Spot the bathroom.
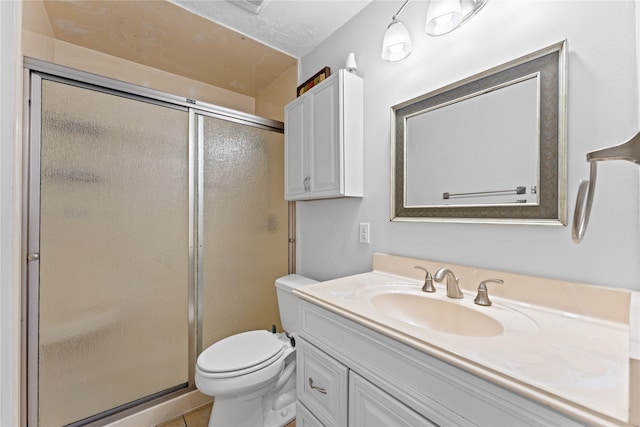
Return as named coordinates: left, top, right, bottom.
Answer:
left=1, top=0, right=639, bottom=426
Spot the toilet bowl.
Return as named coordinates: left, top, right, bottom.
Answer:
left=195, top=274, right=317, bottom=427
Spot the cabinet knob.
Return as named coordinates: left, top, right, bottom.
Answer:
left=303, top=176, right=311, bottom=192
left=308, top=377, right=327, bottom=394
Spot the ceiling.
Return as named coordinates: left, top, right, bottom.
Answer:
left=170, top=0, right=373, bottom=59
left=41, top=1, right=372, bottom=98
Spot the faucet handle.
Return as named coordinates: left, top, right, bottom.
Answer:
left=474, top=279, right=504, bottom=306
left=414, top=266, right=435, bottom=293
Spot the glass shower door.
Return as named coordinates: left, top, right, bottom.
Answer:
left=31, top=77, right=191, bottom=426
left=199, top=114, right=289, bottom=348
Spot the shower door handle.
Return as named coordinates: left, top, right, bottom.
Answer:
left=27, top=253, right=40, bottom=261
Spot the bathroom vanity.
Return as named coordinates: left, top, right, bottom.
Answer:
left=294, top=254, right=637, bottom=426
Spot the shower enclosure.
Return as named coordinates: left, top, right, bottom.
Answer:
left=25, top=61, right=290, bottom=426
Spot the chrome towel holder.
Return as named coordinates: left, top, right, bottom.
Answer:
left=572, top=131, right=640, bottom=243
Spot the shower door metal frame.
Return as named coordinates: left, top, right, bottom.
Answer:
left=23, top=57, right=288, bottom=426
left=25, top=70, right=194, bottom=427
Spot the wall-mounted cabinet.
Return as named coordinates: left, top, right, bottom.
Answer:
left=285, top=69, right=363, bottom=201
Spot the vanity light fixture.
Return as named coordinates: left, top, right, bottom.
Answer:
left=426, top=0, right=488, bottom=36
left=382, top=0, right=488, bottom=61
left=425, top=0, right=463, bottom=35
left=381, top=0, right=413, bottom=62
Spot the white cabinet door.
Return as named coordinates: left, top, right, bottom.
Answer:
left=349, top=372, right=436, bottom=427
left=297, top=337, right=348, bottom=427
left=296, top=402, right=324, bottom=427
left=308, top=77, right=341, bottom=197
left=284, top=96, right=308, bottom=199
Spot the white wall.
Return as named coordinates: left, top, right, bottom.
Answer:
left=0, top=1, right=22, bottom=426
left=297, top=0, right=640, bottom=291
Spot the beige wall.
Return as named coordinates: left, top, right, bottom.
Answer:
left=256, top=64, right=297, bottom=122
left=21, top=0, right=297, bottom=120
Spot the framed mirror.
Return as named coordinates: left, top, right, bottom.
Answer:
left=391, top=42, right=567, bottom=224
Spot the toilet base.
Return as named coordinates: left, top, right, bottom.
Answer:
left=263, top=400, right=295, bottom=427
left=262, top=380, right=296, bottom=427
left=208, top=397, right=295, bottom=427
left=209, top=396, right=262, bottom=427
left=207, top=358, right=297, bottom=427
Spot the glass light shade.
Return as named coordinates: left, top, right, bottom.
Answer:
left=425, top=0, right=463, bottom=36
left=381, top=19, right=412, bottom=62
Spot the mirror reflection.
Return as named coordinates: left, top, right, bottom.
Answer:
left=392, top=42, right=566, bottom=224
left=406, top=75, right=539, bottom=207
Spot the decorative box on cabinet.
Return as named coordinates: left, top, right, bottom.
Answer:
left=284, top=69, right=363, bottom=201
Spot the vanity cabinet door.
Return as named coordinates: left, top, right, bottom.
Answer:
left=297, top=337, right=348, bottom=427
left=349, top=372, right=437, bottom=427
left=295, top=401, right=324, bottom=427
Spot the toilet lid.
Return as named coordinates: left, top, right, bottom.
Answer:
left=197, top=330, right=285, bottom=375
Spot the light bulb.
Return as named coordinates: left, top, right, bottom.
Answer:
left=381, top=19, right=412, bottom=62
left=426, top=0, right=463, bottom=35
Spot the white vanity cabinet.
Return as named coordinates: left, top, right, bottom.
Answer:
left=296, top=300, right=586, bottom=427
left=284, top=69, right=363, bottom=201
left=297, top=337, right=428, bottom=427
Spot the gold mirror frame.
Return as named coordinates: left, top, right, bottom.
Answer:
left=391, top=41, right=567, bottom=224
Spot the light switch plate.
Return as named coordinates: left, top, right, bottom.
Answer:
left=359, top=223, right=370, bottom=244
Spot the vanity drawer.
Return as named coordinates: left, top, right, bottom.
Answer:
left=297, top=337, right=348, bottom=427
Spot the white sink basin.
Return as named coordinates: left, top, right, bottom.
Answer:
left=370, top=292, right=504, bottom=337
left=359, top=284, right=539, bottom=337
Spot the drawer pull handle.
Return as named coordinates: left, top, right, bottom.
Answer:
left=308, top=377, right=327, bottom=394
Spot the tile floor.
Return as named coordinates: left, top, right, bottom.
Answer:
left=156, top=402, right=296, bottom=427
left=157, top=402, right=212, bottom=427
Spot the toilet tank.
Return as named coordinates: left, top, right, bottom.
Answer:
left=275, top=274, right=318, bottom=333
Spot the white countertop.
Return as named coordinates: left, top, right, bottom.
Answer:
left=295, top=270, right=630, bottom=426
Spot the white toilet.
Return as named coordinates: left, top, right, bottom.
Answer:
left=195, top=274, right=317, bottom=427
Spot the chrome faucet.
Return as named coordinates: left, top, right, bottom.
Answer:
left=433, top=268, right=463, bottom=299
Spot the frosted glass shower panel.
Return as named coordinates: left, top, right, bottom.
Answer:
left=38, top=80, right=189, bottom=426
left=201, top=115, right=288, bottom=347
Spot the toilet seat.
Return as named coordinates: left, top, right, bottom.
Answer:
left=197, top=330, right=285, bottom=379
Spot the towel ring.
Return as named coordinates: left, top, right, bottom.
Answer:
left=572, top=131, right=640, bottom=243
left=571, top=162, right=597, bottom=243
